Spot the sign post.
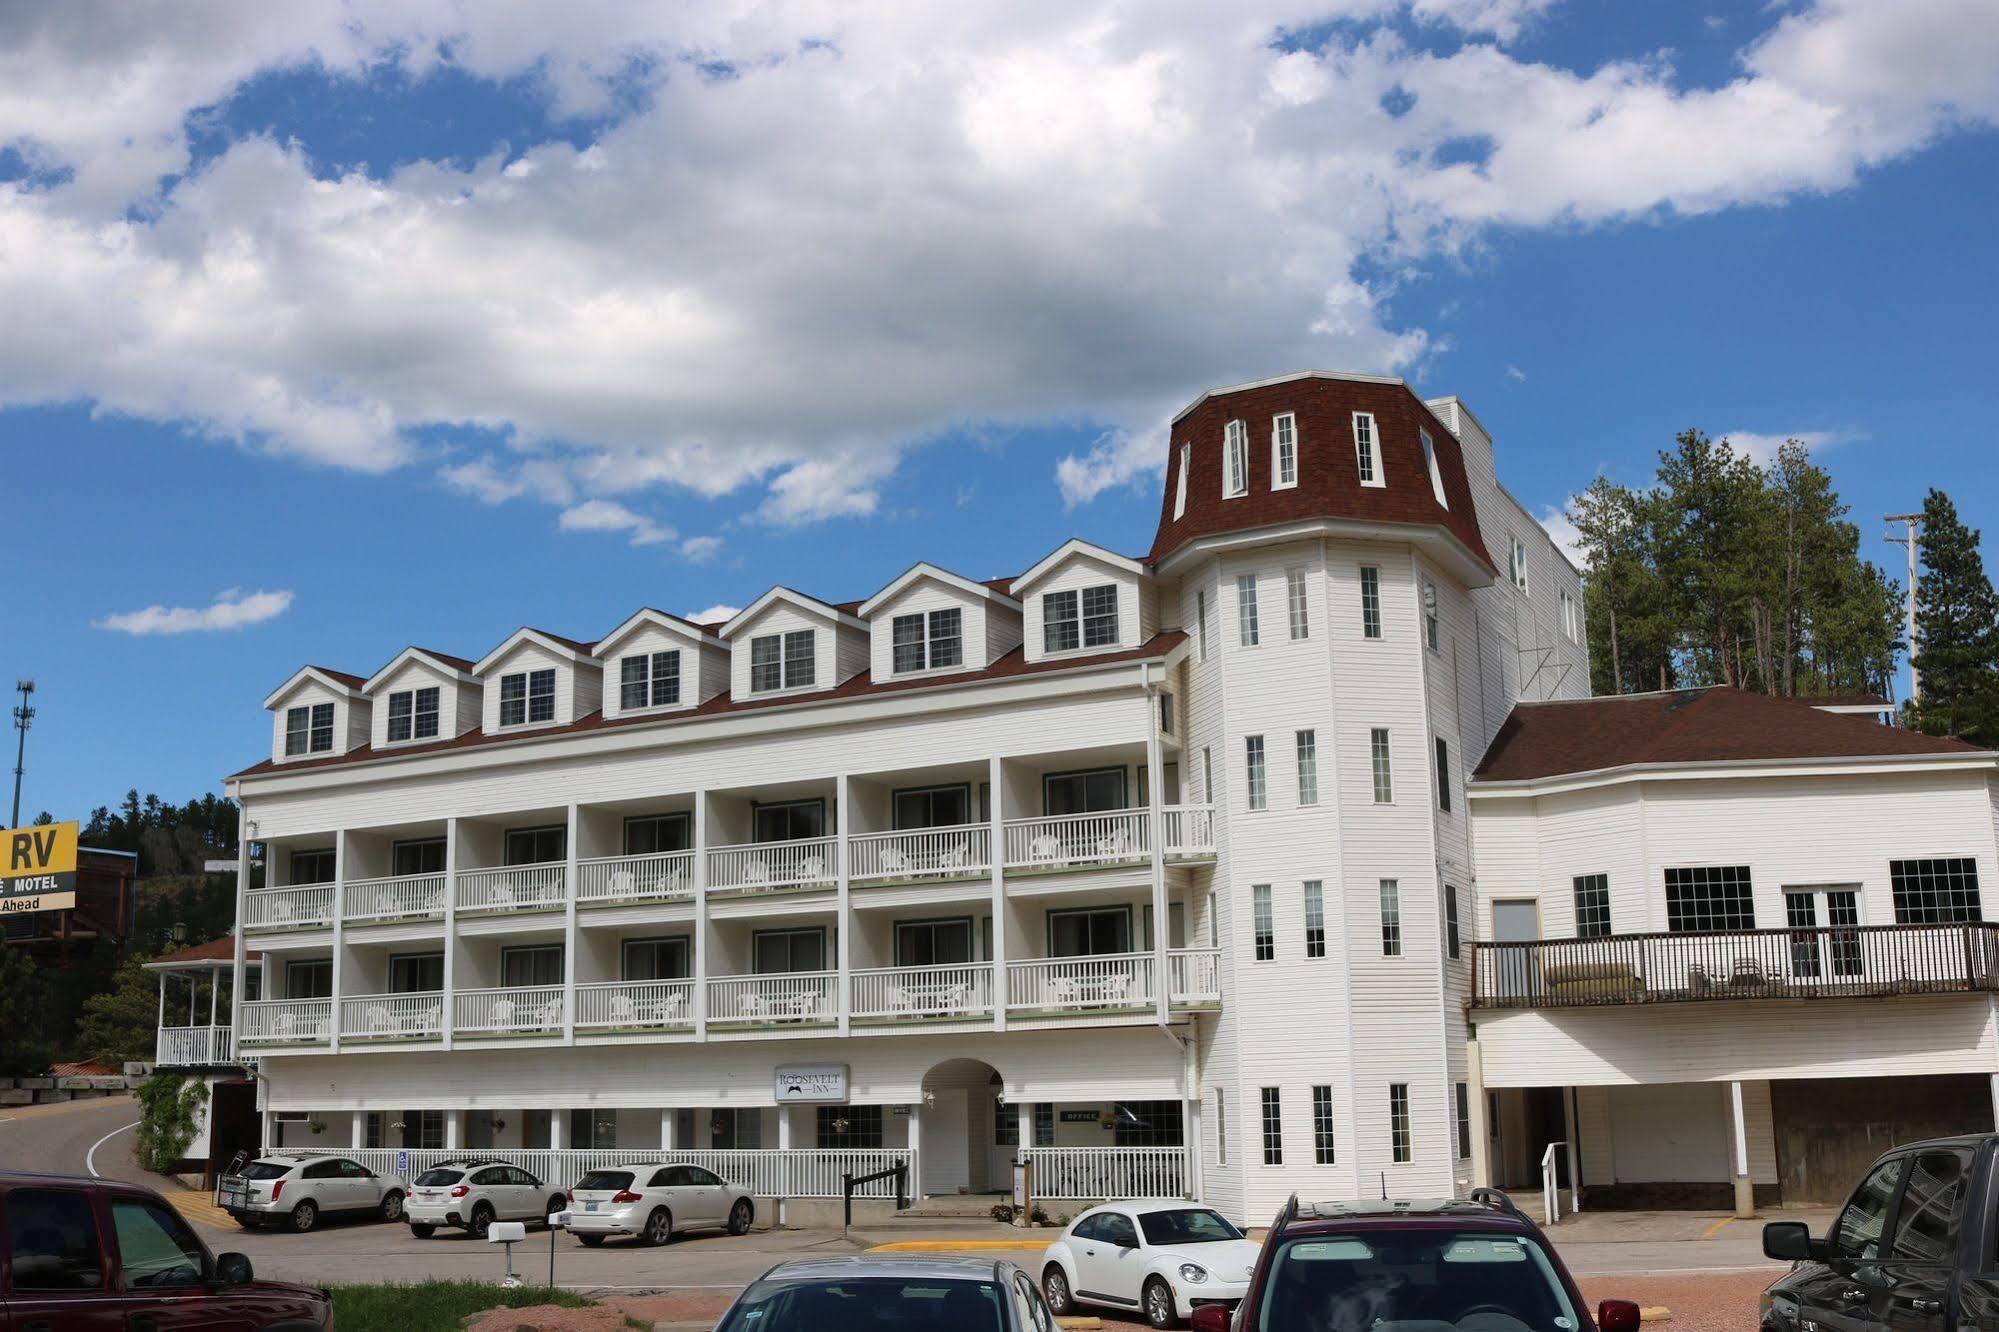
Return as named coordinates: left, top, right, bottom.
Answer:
left=0, top=820, right=77, bottom=916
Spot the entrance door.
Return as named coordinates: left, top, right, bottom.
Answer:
left=1491, top=900, right=1540, bottom=999
left=921, top=1088, right=970, bottom=1196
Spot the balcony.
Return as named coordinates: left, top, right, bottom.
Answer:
left=707, top=972, right=837, bottom=1026
left=457, top=862, right=566, bottom=915
left=578, top=851, right=694, bottom=907
left=243, top=885, right=333, bottom=931
left=851, top=963, right=995, bottom=1023
left=155, top=1024, right=234, bottom=1066
left=574, top=979, right=695, bottom=1033
left=1472, top=923, right=1999, bottom=1011
left=238, top=999, right=334, bottom=1046
left=708, top=837, right=838, bottom=896
left=344, top=873, right=446, bottom=924
left=850, top=827, right=991, bottom=886
left=454, top=984, right=567, bottom=1038
left=1166, top=948, right=1222, bottom=1006
left=1007, top=952, right=1156, bottom=1015
left=339, top=993, right=445, bottom=1042
left=1002, top=810, right=1149, bottom=874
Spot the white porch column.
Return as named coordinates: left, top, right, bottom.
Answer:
left=693, top=789, right=710, bottom=1040
left=1466, top=1038, right=1492, bottom=1191
left=155, top=971, right=166, bottom=1051
left=550, top=1110, right=567, bottom=1150
left=445, top=1110, right=462, bottom=1152
left=208, top=964, right=221, bottom=1030
left=836, top=774, right=852, bottom=1036
left=907, top=1100, right=923, bottom=1200
left=259, top=1107, right=273, bottom=1151
left=988, top=756, right=1008, bottom=1030
left=1016, top=1101, right=1033, bottom=1157
left=1144, top=675, right=1169, bottom=1023
left=1186, top=1094, right=1204, bottom=1202
left=776, top=1104, right=794, bottom=1227
left=1729, top=1080, right=1754, bottom=1218
left=1563, top=1088, right=1580, bottom=1215
left=660, top=1109, right=677, bottom=1150
left=350, top=1111, right=367, bottom=1150
left=561, top=802, right=580, bottom=1044
left=231, top=807, right=250, bottom=1068
left=442, top=816, right=458, bottom=1051
left=329, top=830, right=348, bottom=1053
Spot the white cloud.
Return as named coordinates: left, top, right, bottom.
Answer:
left=0, top=0, right=1992, bottom=533
left=684, top=603, right=741, bottom=626
left=679, top=535, right=724, bottom=563
left=1721, top=427, right=1860, bottom=466
left=1505, top=364, right=1527, bottom=382
left=557, top=498, right=673, bottom=546
left=1539, top=505, right=1584, bottom=566
left=94, top=587, right=294, bottom=635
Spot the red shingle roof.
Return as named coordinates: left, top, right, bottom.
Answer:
left=312, top=666, right=367, bottom=690
left=416, top=648, right=476, bottom=671
left=1474, top=686, right=1984, bottom=783
left=148, top=936, right=260, bottom=966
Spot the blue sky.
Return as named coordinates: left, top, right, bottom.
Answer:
left=4, top=0, right=1997, bottom=823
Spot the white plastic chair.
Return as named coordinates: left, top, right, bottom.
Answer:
left=879, top=846, right=909, bottom=875
left=938, top=843, right=968, bottom=870
left=657, top=991, right=688, bottom=1022
left=608, top=869, right=638, bottom=899
left=271, top=898, right=296, bottom=924
left=801, top=854, right=826, bottom=880
left=490, top=998, right=516, bottom=1031
left=887, top=984, right=913, bottom=1013
left=368, top=1005, right=393, bottom=1033
left=1030, top=835, right=1063, bottom=865
left=273, top=1011, right=297, bottom=1038
left=420, top=1004, right=442, bottom=1034
left=489, top=880, right=517, bottom=909
left=609, top=994, right=638, bottom=1025
left=745, top=859, right=771, bottom=887
left=1096, top=830, right=1129, bottom=858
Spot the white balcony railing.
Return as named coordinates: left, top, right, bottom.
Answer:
left=1162, top=805, right=1217, bottom=858
left=708, top=972, right=837, bottom=1024
left=849, top=827, right=991, bottom=884
left=286, top=1147, right=913, bottom=1197
left=242, top=885, right=333, bottom=930
left=453, top=985, right=566, bottom=1037
left=1026, top=1147, right=1187, bottom=1200
left=155, top=1025, right=233, bottom=1065
left=577, top=851, right=694, bottom=906
left=1007, top=953, right=1156, bottom=1012
left=851, top=963, right=994, bottom=1021
left=343, top=873, right=447, bottom=923
left=457, top=862, right=567, bottom=914
left=708, top=837, right=838, bottom=895
left=339, top=992, right=446, bottom=1041
left=574, top=979, right=696, bottom=1032
left=1003, top=810, right=1151, bottom=871
left=1167, top=948, right=1222, bottom=1004
left=237, top=999, right=334, bottom=1045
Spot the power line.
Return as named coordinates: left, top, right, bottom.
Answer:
left=10, top=679, right=33, bottom=828
left=1884, top=513, right=1921, bottom=704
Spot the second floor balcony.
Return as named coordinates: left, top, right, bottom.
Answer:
left=155, top=1024, right=234, bottom=1066
left=1472, top=922, right=1999, bottom=1011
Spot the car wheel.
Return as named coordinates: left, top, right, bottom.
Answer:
left=469, top=1202, right=495, bottom=1239
left=643, top=1207, right=674, bottom=1247
left=290, top=1199, right=318, bottom=1234
left=1143, top=1276, right=1178, bottom=1330
left=727, top=1199, right=754, bottom=1235
left=577, top=1234, right=605, bottom=1247
left=380, top=1191, right=405, bottom=1222
left=1043, top=1265, right=1073, bottom=1316
left=410, top=1223, right=436, bottom=1239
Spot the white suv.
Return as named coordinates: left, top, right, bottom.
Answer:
left=217, top=1153, right=405, bottom=1233
left=567, top=1164, right=755, bottom=1246
left=406, top=1159, right=567, bottom=1239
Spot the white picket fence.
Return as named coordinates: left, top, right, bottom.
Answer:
left=155, top=1025, right=233, bottom=1065
left=1026, top=1147, right=1186, bottom=1200
left=289, top=1147, right=915, bottom=1197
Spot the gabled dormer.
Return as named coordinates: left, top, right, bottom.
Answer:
left=1010, top=539, right=1154, bottom=665
left=858, top=562, right=1024, bottom=680
left=472, top=628, right=600, bottom=734
left=262, top=666, right=369, bottom=765
left=719, top=589, right=868, bottom=703
left=592, top=609, right=729, bottom=721
left=361, top=648, right=480, bottom=749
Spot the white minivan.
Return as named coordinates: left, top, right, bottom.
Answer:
left=566, top=1164, right=755, bottom=1246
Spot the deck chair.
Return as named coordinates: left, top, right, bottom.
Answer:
left=608, top=869, right=639, bottom=899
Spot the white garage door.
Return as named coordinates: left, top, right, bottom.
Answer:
left=1607, top=1084, right=1731, bottom=1183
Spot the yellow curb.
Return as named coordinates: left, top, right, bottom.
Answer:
left=865, top=1239, right=1052, bottom=1252
left=1640, top=1307, right=1672, bottom=1322
left=161, top=1190, right=235, bottom=1232
left=1698, top=1216, right=1734, bottom=1240
left=1055, top=1319, right=1103, bottom=1330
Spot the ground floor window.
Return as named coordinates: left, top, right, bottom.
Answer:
left=817, top=1105, right=884, bottom=1149
left=1664, top=865, right=1755, bottom=932
left=1891, top=858, right=1983, bottom=924
left=569, top=1109, right=618, bottom=1149
left=404, top=1110, right=445, bottom=1150
left=994, top=1099, right=1017, bottom=1147
left=1034, top=1103, right=1055, bottom=1147
left=1112, top=1101, right=1183, bottom=1147
left=712, top=1107, right=763, bottom=1149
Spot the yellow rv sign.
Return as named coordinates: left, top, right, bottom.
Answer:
left=1, top=821, right=78, bottom=914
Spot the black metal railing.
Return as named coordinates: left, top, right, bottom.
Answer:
left=1472, top=922, right=1999, bottom=1010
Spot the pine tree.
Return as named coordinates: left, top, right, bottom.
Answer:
left=1910, top=489, right=1999, bottom=743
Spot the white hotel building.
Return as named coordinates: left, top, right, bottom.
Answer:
left=156, top=370, right=1999, bottom=1221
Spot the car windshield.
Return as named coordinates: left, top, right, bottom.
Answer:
left=1258, top=1231, right=1582, bottom=1332
left=1140, top=1208, right=1244, bottom=1245
left=575, top=1171, right=634, bottom=1192
left=414, top=1169, right=464, bottom=1186
left=715, top=1276, right=1008, bottom=1332
left=237, top=1163, right=292, bottom=1180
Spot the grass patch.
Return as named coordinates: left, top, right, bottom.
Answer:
left=328, top=1280, right=591, bottom=1331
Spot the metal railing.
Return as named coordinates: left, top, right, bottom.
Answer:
left=577, top=851, right=695, bottom=905
left=708, top=837, right=839, bottom=895
left=1473, top=922, right=1999, bottom=1010
left=1026, top=1147, right=1188, bottom=1200
left=242, top=885, right=334, bottom=930
left=707, top=972, right=838, bottom=1024
left=453, top=984, right=566, bottom=1036
left=271, top=1146, right=914, bottom=1197
left=1007, top=953, right=1155, bottom=1012
left=1167, top=949, right=1221, bottom=1004
left=1162, top=805, right=1217, bottom=858
left=155, top=1025, right=233, bottom=1065
left=574, top=979, right=696, bottom=1032
left=344, top=873, right=447, bottom=923
left=237, top=999, right=334, bottom=1045
left=340, top=993, right=446, bottom=1041
left=457, top=862, right=567, bottom=914
left=1003, top=809, right=1152, bottom=871
left=849, top=827, right=991, bottom=883
left=851, top=963, right=994, bottom=1021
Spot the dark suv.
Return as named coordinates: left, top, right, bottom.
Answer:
left=1191, top=1191, right=1640, bottom=1332
left=1, top=1170, right=330, bottom=1330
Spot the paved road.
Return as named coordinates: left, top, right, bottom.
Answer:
left=0, top=1094, right=154, bottom=1185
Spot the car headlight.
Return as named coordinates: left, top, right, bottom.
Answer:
left=1178, top=1262, right=1209, bottom=1284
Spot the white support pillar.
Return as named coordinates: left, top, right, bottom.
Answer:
left=231, top=808, right=251, bottom=1066
left=835, top=774, right=852, bottom=1036
left=661, top=1109, right=677, bottom=1150
left=693, top=789, right=710, bottom=1041
left=1730, top=1080, right=1754, bottom=1218
left=208, top=965, right=221, bottom=1028
left=776, top=1103, right=794, bottom=1227
left=1186, top=1093, right=1204, bottom=1202
left=550, top=1110, right=567, bottom=1150
left=350, top=1111, right=367, bottom=1150
left=445, top=1110, right=462, bottom=1152
left=442, top=816, right=458, bottom=1051
left=1016, top=1101, right=1033, bottom=1157
left=1144, top=672, right=1170, bottom=1023
left=155, top=970, right=166, bottom=1043
left=1562, top=1087, right=1580, bottom=1215
left=329, top=830, right=348, bottom=1053
left=562, top=802, right=580, bottom=1044
left=907, top=1099, right=923, bottom=1201
left=259, top=1107, right=273, bottom=1152
left=988, top=756, right=1008, bottom=1030
left=1466, top=1039, right=1492, bottom=1191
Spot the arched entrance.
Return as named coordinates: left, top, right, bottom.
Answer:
left=919, top=1058, right=1004, bottom=1198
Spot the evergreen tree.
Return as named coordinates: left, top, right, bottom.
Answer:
left=76, top=960, right=169, bottom=1068
left=0, top=946, right=53, bottom=1076
left=1909, top=488, right=1999, bottom=743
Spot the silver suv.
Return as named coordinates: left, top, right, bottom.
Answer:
left=217, top=1153, right=405, bottom=1233
left=406, top=1159, right=566, bottom=1239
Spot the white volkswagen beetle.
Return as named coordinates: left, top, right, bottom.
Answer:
left=1040, top=1200, right=1259, bottom=1328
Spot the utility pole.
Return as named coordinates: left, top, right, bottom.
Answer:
left=1885, top=514, right=1922, bottom=704
left=10, top=679, right=33, bottom=827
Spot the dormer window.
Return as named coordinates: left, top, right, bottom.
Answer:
left=1223, top=420, right=1248, bottom=497
left=1510, top=536, right=1530, bottom=594
left=620, top=650, right=681, bottom=710
left=499, top=668, right=555, bottom=726
left=284, top=703, right=334, bottom=756
left=1272, top=413, right=1297, bottom=489
left=751, top=630, right=815, bottom=693
left=1421, top=429, right=1448, bottom=507
left=1043, top=585, right=1118, bottom=654
left=1353, top=413, right=1383, bottom=487
left=1173, top=442, right=1189, bottom=519
left=386, top=686, right=440, bottom=742
left=892, top=609, right=963, bottom=674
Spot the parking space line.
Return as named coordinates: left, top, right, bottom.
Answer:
left=1699, top=1216, right=1735, bottom=1240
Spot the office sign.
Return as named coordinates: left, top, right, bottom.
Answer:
left=773, top=1064, right=848, bottom=1103
left=1, top=821, right=77, bottom=915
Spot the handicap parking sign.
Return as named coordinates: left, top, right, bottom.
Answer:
left=396, top=1149, right=410, bottom=1175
